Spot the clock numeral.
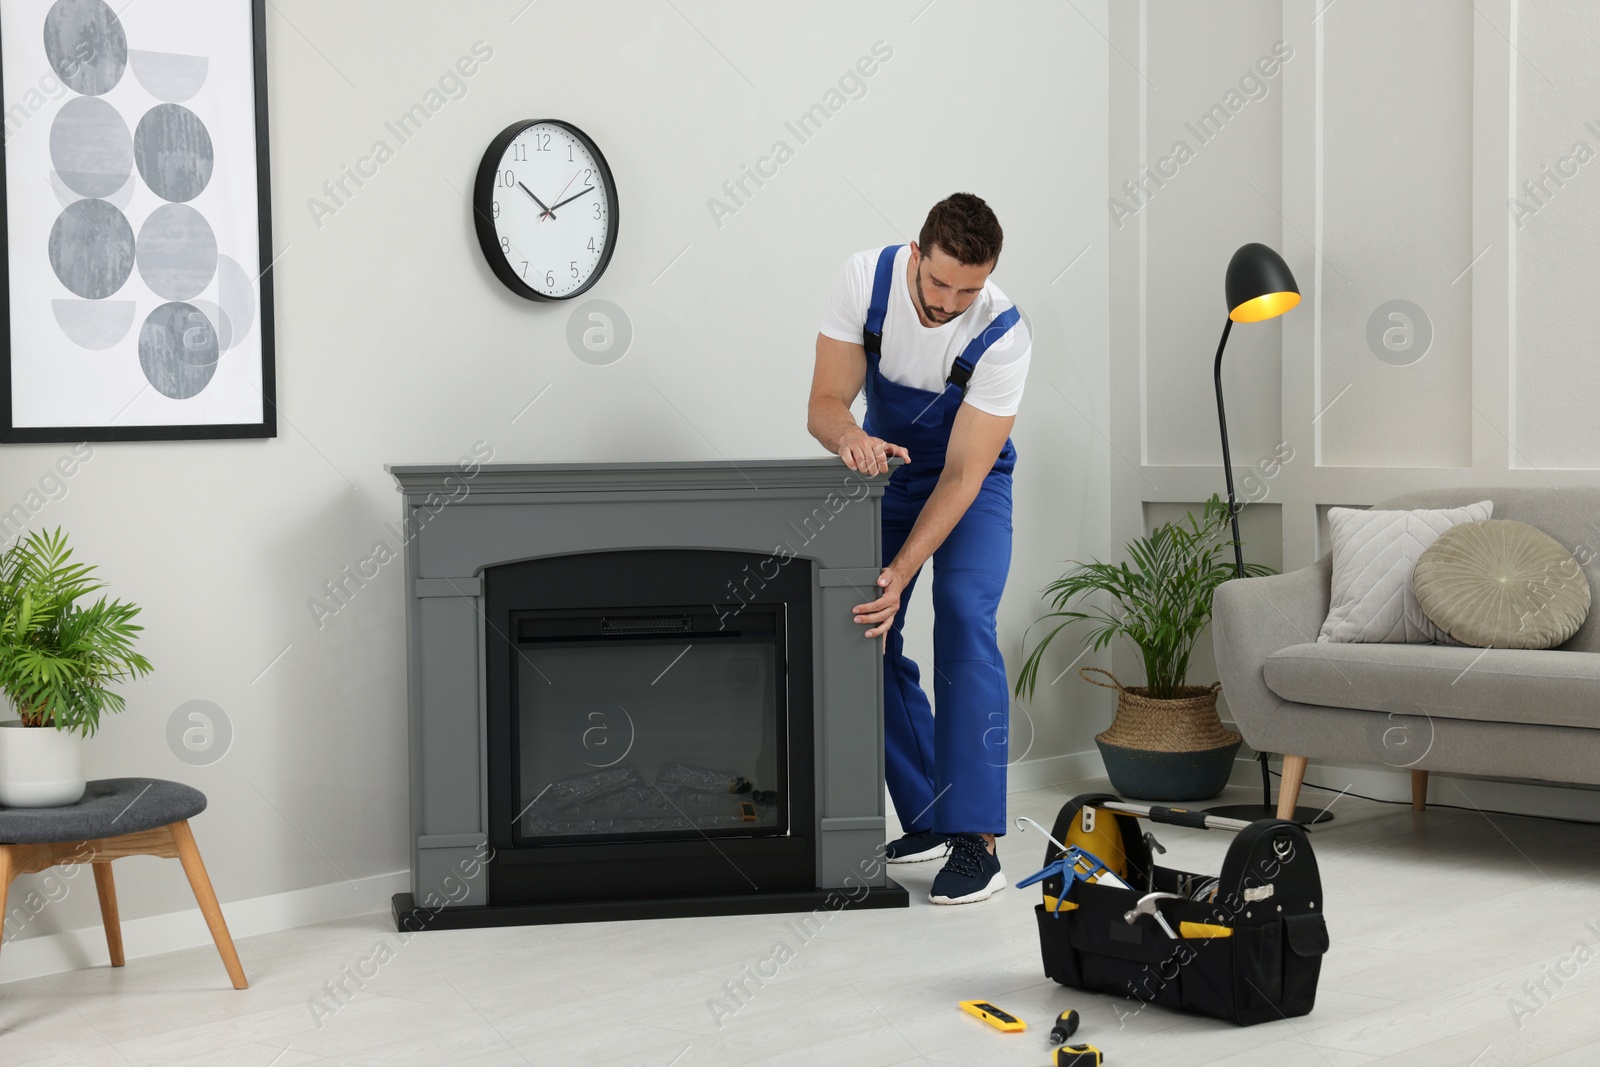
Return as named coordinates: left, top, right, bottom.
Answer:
left=520, top=261, right=528, bottom=277
left=545, top=270, right=555, bottom=287
left=593, top=202, right=602, bottom=219
left=583, top=169, right=592, bottom=185
left=500, top=236, right=510, bottom=254
left=533, top=132, right=551, bottom=151
left=512, top=144, right=527, bottom=162
left=492, top=202, right=501, bottom=219
left=499, top=169, right=516, bottom=188
left=568, top=144, right=574, bottom=162
left=570, top=260, right=579, bottom=278
left=587, top=237, right=596, bottom=252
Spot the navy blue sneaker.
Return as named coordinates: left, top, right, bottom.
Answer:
left=884, top=828, right=951, bottom=864
left=930, top=834, right=1006, bottom=904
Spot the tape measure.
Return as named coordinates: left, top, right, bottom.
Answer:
left=1055, top=1043, right=1104, bottom=1066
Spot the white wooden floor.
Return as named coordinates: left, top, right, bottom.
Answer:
left=5, top=775, right=1600, bottom=1066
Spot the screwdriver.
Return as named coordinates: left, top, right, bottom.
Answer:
left=1049, top=1009, right=1080, bottom=1044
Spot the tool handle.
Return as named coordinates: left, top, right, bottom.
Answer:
left=1048, top=1008, right=1080, bottom=1044
left=1146, top=805, right=1211, bottom=829
left=1101, top=800, right=1253, bottom=833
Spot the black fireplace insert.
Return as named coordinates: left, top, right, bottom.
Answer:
left=484, top=549, right=816, bottom=905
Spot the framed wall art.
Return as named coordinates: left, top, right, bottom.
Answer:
left=0, top=0, right=274, bottom=442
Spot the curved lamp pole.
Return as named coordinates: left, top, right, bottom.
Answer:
left=1202, top=244, right=1331, bottom=825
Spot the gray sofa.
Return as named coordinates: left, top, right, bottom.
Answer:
left=1212, top=487, right=1600, bottom=817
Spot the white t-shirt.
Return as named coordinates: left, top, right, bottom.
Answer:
left=818, top=244, right=1031, bottom=418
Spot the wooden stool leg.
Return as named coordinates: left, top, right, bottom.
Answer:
left=92, top=861, right=125, bottom=967
left=1277, top=755, right=1309, bottom=820
left=168, top=820, right=248, bottom=989
left=0, top=844, right=12, bottom=960
left=1411, top=769, right=1429, bottom=811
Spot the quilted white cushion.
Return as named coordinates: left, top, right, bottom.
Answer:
left=1319, top=500, right=1494, bottom=644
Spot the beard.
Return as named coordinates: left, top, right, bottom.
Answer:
left=915, top=263, right=959, bottom=323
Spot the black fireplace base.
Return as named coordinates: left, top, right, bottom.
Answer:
left=391, top=880, right=910, bottom=931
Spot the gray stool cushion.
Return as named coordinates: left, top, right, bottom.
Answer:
left=0, top=778, right=206, bottom=844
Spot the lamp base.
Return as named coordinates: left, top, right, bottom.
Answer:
left=1202, top=750, right=1333, bottom=825
left=1203, top=801, right=1333, bottom=826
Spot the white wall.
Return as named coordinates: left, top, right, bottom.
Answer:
left=1107, top=1, right=1600, bottom=806
left=0, top=0, right=1111, bottom=966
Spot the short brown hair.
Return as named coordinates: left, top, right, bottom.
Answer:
left=919, top=193, right=1003, bottom=267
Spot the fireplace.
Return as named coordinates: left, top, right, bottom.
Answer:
left=387, top=459, right=908, bottom=927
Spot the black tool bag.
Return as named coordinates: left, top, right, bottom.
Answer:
left=1032, top=792, right=1329, bottom=1026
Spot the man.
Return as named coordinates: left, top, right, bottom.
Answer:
left=807, top=193, right=1030, bottom=905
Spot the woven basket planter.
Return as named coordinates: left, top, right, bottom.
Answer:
left=1080, top=667, right=1242, bottom=800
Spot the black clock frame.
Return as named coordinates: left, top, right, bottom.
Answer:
left=473, top=119, right=619, bottom=302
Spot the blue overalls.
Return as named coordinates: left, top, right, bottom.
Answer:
left=861, top=244, right=1020, bottom=837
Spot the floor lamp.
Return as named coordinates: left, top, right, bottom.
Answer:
left=1202, top=243, right=1332, bottom=826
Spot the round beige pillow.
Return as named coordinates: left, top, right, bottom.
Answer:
left=1413, top=519, right=1591, bottom=648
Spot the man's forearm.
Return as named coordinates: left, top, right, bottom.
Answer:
left=887, top=469, right=982, bottom=579
left=808, top=398, right=862, bottom=453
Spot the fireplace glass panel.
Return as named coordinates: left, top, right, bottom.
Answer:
left=512, top=607, right=786, bottom=843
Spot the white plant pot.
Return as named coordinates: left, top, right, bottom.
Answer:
left=0, top=721, right=86, bottom=807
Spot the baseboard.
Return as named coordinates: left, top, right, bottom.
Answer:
left=0, top=868, right=408, bottom=985
left=1006, top=749, right=1107, bottom=793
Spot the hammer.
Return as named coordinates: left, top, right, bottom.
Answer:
left=1123, top=891, right=1183, bottom=939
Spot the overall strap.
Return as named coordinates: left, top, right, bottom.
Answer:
left=947, top=305, right=1021, bottom=394
left=862, top=244, right=902, bottom=356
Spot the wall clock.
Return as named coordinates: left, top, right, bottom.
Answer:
left=473, top=119, right=618, bottom=301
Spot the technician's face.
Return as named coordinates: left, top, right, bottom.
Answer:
left=911, top=242, right=993, bottom=325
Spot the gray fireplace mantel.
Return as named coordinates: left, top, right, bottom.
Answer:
left=386, top=457, right=903, bottom=915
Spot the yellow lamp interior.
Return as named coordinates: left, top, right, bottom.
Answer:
left=1229, top=290, right=1301, bottom=323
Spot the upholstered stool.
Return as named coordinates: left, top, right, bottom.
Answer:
left=0, top=777, right=247, bottom=989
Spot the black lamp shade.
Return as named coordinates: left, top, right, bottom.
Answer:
left=1225, top=242, right=1300, bottom=323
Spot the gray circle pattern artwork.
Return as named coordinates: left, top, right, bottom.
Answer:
left=216, top=255, right=255, bottom=351
left=188, top=300, right=232, bottom=352
left=137, top=203, right=217, bottom=300
left=50, top=96, right=132, bottom=198
left=134, top=104, right=214, bottom=202
left=48, top=198, right=135, bottom=299
left=52, top=298, right=135, bottom=350
left=129, top=49, right=209, bottom=103
left=139, top=302, right=219, bottom=398
left=41, top=7, right=236, bottom=407
left=43, top=0, right=127, bottom=96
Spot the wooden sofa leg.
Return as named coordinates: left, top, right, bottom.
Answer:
left=1277, top=755, right=1309, bottom=820
left=168, top=821, right=248, bottom=989
left=0, top=844, right=11, bottom=960
left=1411, top=769, right=1428, bottom=811
left=92, top=861, right=125, bottom=967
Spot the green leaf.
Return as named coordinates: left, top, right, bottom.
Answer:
left=0, top=527, right=149, bottom=734
left=1015, top=493, right=1277, bottom=705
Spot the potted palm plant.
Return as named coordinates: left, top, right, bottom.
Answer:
left=0, top=528, right=152, bottom=807
left=1015, top=494, right=1275, bottom=800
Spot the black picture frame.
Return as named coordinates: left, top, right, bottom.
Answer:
left=473, top=118, right=620, bottom=302
left=0, top=0, right=276, bottom=442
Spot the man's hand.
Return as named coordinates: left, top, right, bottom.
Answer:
left=837, top=428, right=910, bottom=477
left=808, top=334, right=911, bottom=475
left=853, top=564, right=910, bottom=653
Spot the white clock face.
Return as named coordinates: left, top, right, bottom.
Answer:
left=488, top=122, right=614, bottom=298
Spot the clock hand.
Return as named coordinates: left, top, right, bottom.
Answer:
left=517, top=181, right=556, bottom=219
left=531, top=172, right=583, bottom=224
left=546, top=185, right=595, bottom=212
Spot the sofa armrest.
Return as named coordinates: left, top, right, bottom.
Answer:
left=1211, top=553, right=1333, bottom=750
